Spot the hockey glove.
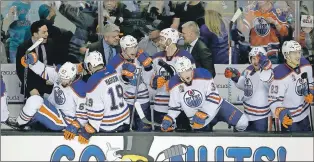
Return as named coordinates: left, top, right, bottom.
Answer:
left=78, top=123, right=96, bottom=144
left=305, top=93, right=313, bottom=104
left=161, top=115, right=175, bottom=132
left=137, top=50, right=153, bottom=69
left=122, top=63, right=136, bottom=81
left=21, top=52, right=38, bottom=67
left=64, top=120, right=81, bottom=140
left=224, top=67, right=240, bottom=83
left=192, top=111, right=209, bottom=129
left=151, top=75, right=167, bottom=90
left=258, top=54, right=272, bottom=70
left=275, top=107, right=293, bottom=129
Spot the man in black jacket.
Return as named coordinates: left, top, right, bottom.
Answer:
left=16, top=21, right=57, bottom=100
left=181, top=21, right=216, bottom=77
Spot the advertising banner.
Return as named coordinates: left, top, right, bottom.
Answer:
left=1, top=136, right=313, bottom=161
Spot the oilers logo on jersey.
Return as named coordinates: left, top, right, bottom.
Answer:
left=54, top=87, right=66, bottom=105
left=244, top=78, right=253, bottom=97
left=183, top=89, right=203, bottom=108
left=158, top=65, right=176, bottom=80
left=253, top=17, right=270, bottom=37
left=295, top=78, right=308, bottom=96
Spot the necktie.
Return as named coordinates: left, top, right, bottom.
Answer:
left=186, top=45, right=192, bottom=53
left=108, top=47, right=113, bottom=62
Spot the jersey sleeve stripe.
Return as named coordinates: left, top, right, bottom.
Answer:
left=101, top=114, right=129, bottom=127
left=102, top=109, right=129, bottom=123
left=103, top=106, right=129, bottom=118
left=169, top=107, right=181, bottom=111
left=206, top=98, right=220, bottom=105
left=86, top=108, right=104, bottom=113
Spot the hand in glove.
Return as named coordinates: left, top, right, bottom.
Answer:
left=21, top=52, right=38, bottom=67
left=258, top=54, right=272, bottom=70
left=151, top=75, right=167, bottom=90
left=78, top=123, right=96, bottom=144
left=64, top=120, right=80, bottom=140
left=122, top=63, right=136, bottom=81
left=137, top=50, right=153, bottom=69
left=275, top=107, right=293, bottom=129
left=304, top=93, right=313, bottom=104
left=161, top=115, right=175, bottom=132
left=192, top=111, right=209, bottom=129
left=224, top=67, right=240, bottom=83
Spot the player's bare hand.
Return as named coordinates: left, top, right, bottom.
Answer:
left=30, top=89, right=40, bottom=96
left=79, top=47, right=87, bottom=55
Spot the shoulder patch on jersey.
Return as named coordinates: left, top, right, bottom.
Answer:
left=108, top=54, right=124, bottom=69
left=168, top=75, right=182, bottom=91
left=71, top=79, right=86, bottom=98
left=152, top=51, right=165, bottom=59
left=193, top=68, right=213, bottom=80
left=300, top=57, right=310, bottom=67
left=86, top=66, right=117, bottom=93
left=273, top=64, right=292, bottom=80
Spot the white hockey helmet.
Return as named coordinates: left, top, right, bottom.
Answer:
left=160, top=28, right=180, bottom=44
left=84, top=50, right=104, bottom=73
left=120, top=35, right=138, bottom=49
left=282, top=40, right=302, bottom=59
left=249, top=47, right=267, bottom=63
left=58, top=62, right=77, bottom=85
left=175, top=56, right=193, bottom=73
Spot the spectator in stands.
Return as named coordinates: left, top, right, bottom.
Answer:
left=5, top=1, right=32, bottom=63
left=200, top=2, right=229, bottom=64
left=16, top=21, right=56, bottom=99
left=82, top=23, right=121, bottom=65
left=38, top=4, right=73, bottom=64
left=240, top=1, right=288, bottom=64
left=0, top=15, right=8, bottom=64
left=138, top=20, right=167, bottom=56
left=181, top=21, right=216, bottom=77
left=171, top=1, right=206, bottom=31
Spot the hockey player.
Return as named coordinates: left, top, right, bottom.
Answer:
left=16, top=53, right=87, bottom=133
left=225, top=47, right=273, bottom=132
left=107, top=35, right=151, bottom=131
left=78, top=50, right=130, bottom=144
left=162, top=56, right=249, bottom=132
left=268, top=40, right=313, bottom=132
left=138, top=28, right=195, bottom=130
left=1, top=76, right=9, bottom=123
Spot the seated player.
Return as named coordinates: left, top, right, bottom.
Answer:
left=269, top=40, right=313, bottom=132
left=76, top=51, right=130, bottom=144
left=108, top=35, right=151, bottom=131
left=14, top=52, right=87, bottom=132
left=162, top=56, right=249, bottom=132
left=225, top=47, right=274, bottom=132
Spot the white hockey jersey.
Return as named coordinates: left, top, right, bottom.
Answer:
left=85, top=65, right=130, bottom=132
left=268, top=58, right=312, bottom=123
left=108, top=54, right=149, bottom=105
left=29, top=61, right=87, bottom=125
left=235, top=65, right=272, bottom=121
left=167, top=68, right=221, bottom=127
left=1, top=77, right=9, bottom=122
left=142, top=49, right=195, bottom=113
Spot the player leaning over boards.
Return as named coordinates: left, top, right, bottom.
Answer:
left=107, top=35, right=151, bottom=131
left=15, top=52, right=87, bottom=131
left=224, top=47, right=274, bottom=132
left=268, top=40, right=313, bottom=132
left=139, top=28, right=196, bottom=130
left=77, top=51, right=130, bottom=144
left=161, top=56, right=249, bottom=132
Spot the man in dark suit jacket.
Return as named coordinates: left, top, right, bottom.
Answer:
left=16, top=21, right=59, bottom=100
left=80, top=23, right=121, bottom=65
left=181, top=21, right=216, bottom=77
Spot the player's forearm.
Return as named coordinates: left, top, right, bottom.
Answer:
left=29, top=61, right=58, bottom=83
left=234, top=76, right=245, bottom=90
left=167, top=107, right=181, bottom=121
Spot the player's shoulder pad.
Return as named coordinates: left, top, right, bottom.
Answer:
left=71, top=78, right=86, bottom=98
left=108, top=54, right=124, bottom=69
left=168, top=74, right=182, bottom=91
left=300, top=57, right=311, bottom=67
left=152, top=51, right=165, bottom=59
left=86, top=66, right=117, bottom=92
left=273, top=64, right=291, bottom=80
left=193, top=68, right=213, bottom=80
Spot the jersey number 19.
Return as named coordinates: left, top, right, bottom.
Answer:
left=108, top=84, right=124, bottom=111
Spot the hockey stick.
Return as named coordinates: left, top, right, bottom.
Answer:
left=158, top=59, right=174, bottom=77
left=134, top=101, right=161, bottom=127
left=23, top=38, right=44, bottom=102
left=301, top=72, right=314, bottom=131
left=129, top=68, right=142, bottom=131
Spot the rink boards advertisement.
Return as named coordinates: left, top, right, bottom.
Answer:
left=1, top=135, right=313, bottom=161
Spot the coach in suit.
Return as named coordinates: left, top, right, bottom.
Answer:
left=181, top=21, right=216, bottom=77
left=16, top=21, right=59, bottom=99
